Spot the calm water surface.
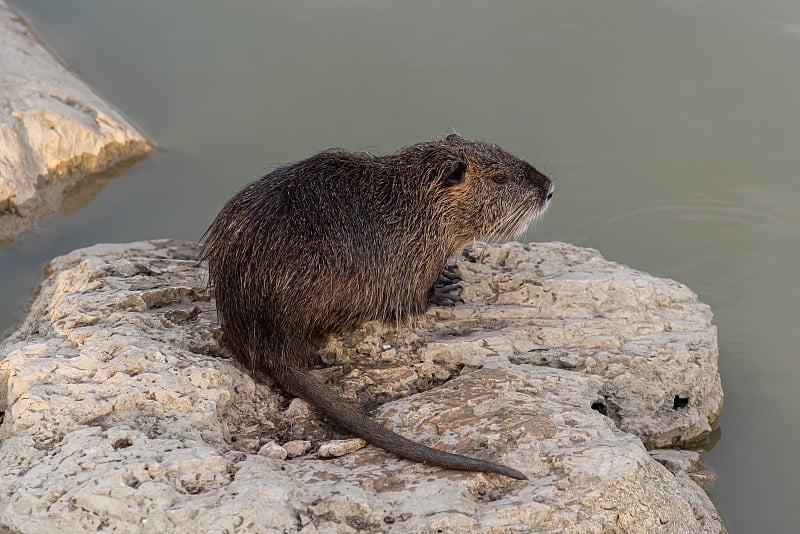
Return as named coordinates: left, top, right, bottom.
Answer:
left=5, top=1, right=800, bottom=531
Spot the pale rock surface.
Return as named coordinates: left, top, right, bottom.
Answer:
left=650, top=448, right=717, bottom=491
left=0, top=240, right=725, bottom=533
left=257, top=441, right=288, bottom=460
left=0, top=1, right=151, bottom=242
left=317, top=438, right=367, bottom=458
left=283, top=440, right=313, bottom=459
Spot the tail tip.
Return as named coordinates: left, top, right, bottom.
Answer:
left=496, top=465, right=528, bottom=480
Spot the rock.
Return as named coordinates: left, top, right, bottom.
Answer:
left=650, top=449, right=703, bottom=474
left=257, top=441, right=288, bottom=460
left=317, top=439, right=367, bottom=459
left=0, top=240, right=725, bottom=533
left=283, top=440, right=313, bottom=458
left=285, top=398, right=312, bottom=421
left=454, top=241, right=723, bottom=448
left=0, top=1, right=151, bottom=242
left=650, top=449, right=718, bottom=491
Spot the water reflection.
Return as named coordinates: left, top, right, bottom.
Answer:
left=59, top=153, right=150, bottom=216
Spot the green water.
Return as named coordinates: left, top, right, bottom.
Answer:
left=4, top=1, right=800, bottom=531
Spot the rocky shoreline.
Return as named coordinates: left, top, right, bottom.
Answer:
left=0, top=240, right=725, bottom=533
left=0, top=1, right=151, bottom=243
left=0, top=3, right=725, bottom=531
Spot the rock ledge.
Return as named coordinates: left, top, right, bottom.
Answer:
left=0, top=240, right=724, bottom=533
left=0, top=1, right=151, bottom=242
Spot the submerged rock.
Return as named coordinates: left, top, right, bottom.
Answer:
left=0, top=1, right=151, bottom=243
left=0, top=240, right=724, bottom=533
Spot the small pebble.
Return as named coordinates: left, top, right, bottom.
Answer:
left=285, top=398, right=311, bottom=419
left=317, top=438, right=367, bottom=458
left=282, top=440, right=313, bottom=458
left=257, top=440, right=288, bottom=460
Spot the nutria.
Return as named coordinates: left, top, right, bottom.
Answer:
left=202, top=134, right=553, bottom=480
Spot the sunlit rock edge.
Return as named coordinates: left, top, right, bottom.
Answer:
left=0, top=1, right=151, bottom=243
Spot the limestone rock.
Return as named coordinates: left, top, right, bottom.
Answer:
left=0, top=1, right=151, bottom=242
left=283, top=440, right=313, bottom=458
left=650, top=449, right=703, bottom=474
left=650, top=448, right=718, bottom=491
left=317, top=438, right=367, bottom=458
left=257, top=441, right=288, bottom=460
left=0, top=240, right=725, bottom=533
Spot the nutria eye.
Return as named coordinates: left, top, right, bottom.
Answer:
left=491, top=174, right=509, bottom=184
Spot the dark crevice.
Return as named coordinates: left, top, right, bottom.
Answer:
left=590, top=402, right=608, bottom=416
left=673, top=395, right=689, bottom=410
left=112, top=437, right=133, bottom=450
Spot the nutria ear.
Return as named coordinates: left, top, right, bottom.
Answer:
left=442, top=159, right=467, bottom=187
left=445, top=133, right=462, bottom=142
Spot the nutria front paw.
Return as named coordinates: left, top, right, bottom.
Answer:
left=439, top=264, right=462, bottom=284
left=429, top=265, right=464, bottom=306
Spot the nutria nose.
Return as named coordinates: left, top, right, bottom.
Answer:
left=546, top=182, right=555, bottom=202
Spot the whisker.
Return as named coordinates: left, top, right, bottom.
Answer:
left=488, top=206, right=518, bottom=238
left=487, top=196, right=542, bottom=240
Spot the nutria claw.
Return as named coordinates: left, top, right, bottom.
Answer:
left=439, top=264, right=462, bottom=283
left=431, top=265, right=464, bottom=306
left=430, top=282, right=464, bottom=307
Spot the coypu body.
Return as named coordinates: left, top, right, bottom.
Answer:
left=203, top=135, right=553, bottom=479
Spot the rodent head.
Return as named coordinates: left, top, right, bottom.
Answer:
left=430, top=134, right=554, bottom=245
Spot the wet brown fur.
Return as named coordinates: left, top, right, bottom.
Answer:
left=202, top=135, right=553, bottom=479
